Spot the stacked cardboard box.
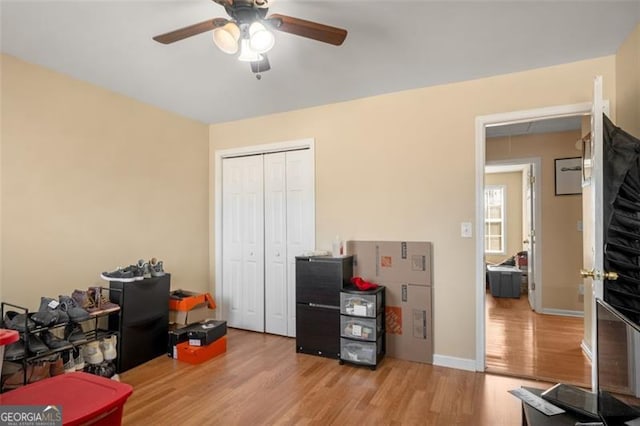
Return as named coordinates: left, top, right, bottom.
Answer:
left=169, top=289, right=216, bottom=325
left=347, top=241, right=433, bottom=364
left=168, top=319, right=227, bottom=364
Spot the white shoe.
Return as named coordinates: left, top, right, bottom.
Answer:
left=100, top=336, right=117, bottom=361
left=83, top=341, right=104, bottom=364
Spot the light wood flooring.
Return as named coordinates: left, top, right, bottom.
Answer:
left=485, top=291, right=591, bottom=387
left=120, top=328, right=552, bottom=425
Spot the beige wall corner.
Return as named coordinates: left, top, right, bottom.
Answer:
left=616, top=23, right=640, bottom=137
left=1, top=54, right=210, bottom=310
left=210, top=56, right=616, bottom=361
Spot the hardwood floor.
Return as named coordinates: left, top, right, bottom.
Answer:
left=485, top=291, right=591, bottom=387
left=120, top=329, right=551, bottom=425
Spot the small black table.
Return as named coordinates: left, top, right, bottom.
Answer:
left=521, top=387, right=597, bottom=426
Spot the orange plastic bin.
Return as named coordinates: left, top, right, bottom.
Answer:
left=0, top=372, right=133, bottom=426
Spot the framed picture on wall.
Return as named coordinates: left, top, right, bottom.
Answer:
left=555, top=157, right=582, bottom=196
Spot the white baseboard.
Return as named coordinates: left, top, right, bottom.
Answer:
left=541, top=308, right=584, bottom=318
left=581, top=339, right=592, bottom=362
left=433, top=354, right=477, bottom=372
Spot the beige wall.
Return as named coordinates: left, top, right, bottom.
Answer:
left=210, top=56, right=616, bottom=360
left=1, top=54, right=211, bottom=310
left=487, top=131, right=584, bottom=312
left=484, top=172, right=523, bottom=265
left=616, top=23, right=640, bottom=138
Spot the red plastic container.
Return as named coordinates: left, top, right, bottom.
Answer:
left=0, top=372, right=133, bottom=426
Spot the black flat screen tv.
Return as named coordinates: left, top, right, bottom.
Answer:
left=597, top=299, right=640, bottom=425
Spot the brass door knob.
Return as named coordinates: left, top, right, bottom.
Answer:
left=580, top=269, right=618, bottom=281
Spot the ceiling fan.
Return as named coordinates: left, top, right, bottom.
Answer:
left=153, top=0, right=348, bottom=78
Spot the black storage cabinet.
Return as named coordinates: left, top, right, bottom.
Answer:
left=295, top=256, right=353, bottom=359
left=109, top=274, right=170, bottom=372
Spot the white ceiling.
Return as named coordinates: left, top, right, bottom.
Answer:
left=2, top=1, right=639, bottom=125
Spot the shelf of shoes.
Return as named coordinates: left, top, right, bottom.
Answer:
left=0, top=288, right=122, bottom=392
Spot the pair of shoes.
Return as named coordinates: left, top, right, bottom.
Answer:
left=85, top=361, right=116, bottom=379
left=33, top=297, right=69, bottom=326
left=82, top=336, right=117, bottom=365
left=100, top=258, right=164, bottom=282
left=58, top=295, right=90, bottom=322
left=72, top=288, right=119, bottom=315
left=26, top=334, right=49, bottom=356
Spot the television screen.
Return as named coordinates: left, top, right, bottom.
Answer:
left=597, top=299, right=640, bottom=424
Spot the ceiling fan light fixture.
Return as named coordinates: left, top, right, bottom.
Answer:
left=213, top=22, right=240, bottom=54
left=238, top=38, right=263, bottom=62
left=248, top=21, right=275, bottom=53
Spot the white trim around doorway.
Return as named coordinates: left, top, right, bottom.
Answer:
left=211, top=138, right=316, bottom=322
left=475, top=102, right=592, bottom=372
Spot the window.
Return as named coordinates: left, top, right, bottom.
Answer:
left=484, top=185, right=506, bottom=254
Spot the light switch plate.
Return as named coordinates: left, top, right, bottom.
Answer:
left=461, top=222, right=472, bottom=238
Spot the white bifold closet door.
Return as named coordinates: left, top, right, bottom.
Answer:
left=222, top=149, right=313, bottom=337
left=222, top=155, right=265, bottom=333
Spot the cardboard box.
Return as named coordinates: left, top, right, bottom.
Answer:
left=348, top=240, right=433, bottom=364
left=385, top=282, right=433, bottom=364
left=187, top=320, right=227, bottom=347
left=176, top=336, right=227, bottom=364
left=169, top=289, right=216, bottom=325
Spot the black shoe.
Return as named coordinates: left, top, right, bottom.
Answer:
left=4, top=339, right=25, bottom=361
left=31, top=310, right=57, bottom=327
left=38, top=296, right=69, bottom=324
left=64, top=323, right=87, bottom=344
left=27, top=334, right=49, bottom=356
left=41, top=332, right=72, bottom=351
left=4, top=311, right=35, bottom=332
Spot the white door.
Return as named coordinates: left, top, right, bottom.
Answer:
left=285, top=149, right=315, bottom=337
left=264, top=150, right=315, bottom=337
left=222, top=155, right=265, bottom=332
left=525, top=164, right=536, bottom=310
left=582, top=75, right=605, bottom=389
left=264, top=152, right=288, bottom=335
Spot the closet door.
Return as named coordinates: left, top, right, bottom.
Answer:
left=222, top=155, right=265, bottom=332
left=285, top=149, right=315, bottom=337
left=264, top=153, right=288, bottom=335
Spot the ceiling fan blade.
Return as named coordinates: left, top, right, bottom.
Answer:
left=267, top=14, right=347, bottom=46
left=153, top=18, right=229, bottom=44
left=251, top=55, right=271, bottom=74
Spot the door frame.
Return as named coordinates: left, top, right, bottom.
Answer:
left=212, top=138, right=316, bottom=323
left=485, top=158, right=542, bottom=313
left=475, top=102, right=593, bottom=371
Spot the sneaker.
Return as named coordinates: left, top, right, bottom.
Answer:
left=4, top=339, right=25, bottom=361
left=83, top=341, right=103, bottom=365
left=149, top=258, right=165, bottom=277
left=137, top=259, right=151, bottom=279
left=124, top=263, right=144, bottom=281
left=58, top=295, right=90, bottom=322
left=62, top=350, right=75, bottom=373
left=100, top=335, right=117, bottom=361
left=73, top=347, right=85, bottom=371
left=27, top=334, right=49, bottom=356
left=88, top=287, right=120, bottom=313
left=100, top=267, right=136, bottom=282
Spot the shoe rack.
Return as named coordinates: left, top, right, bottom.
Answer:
left=0, top=289, right=122, bottom=392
